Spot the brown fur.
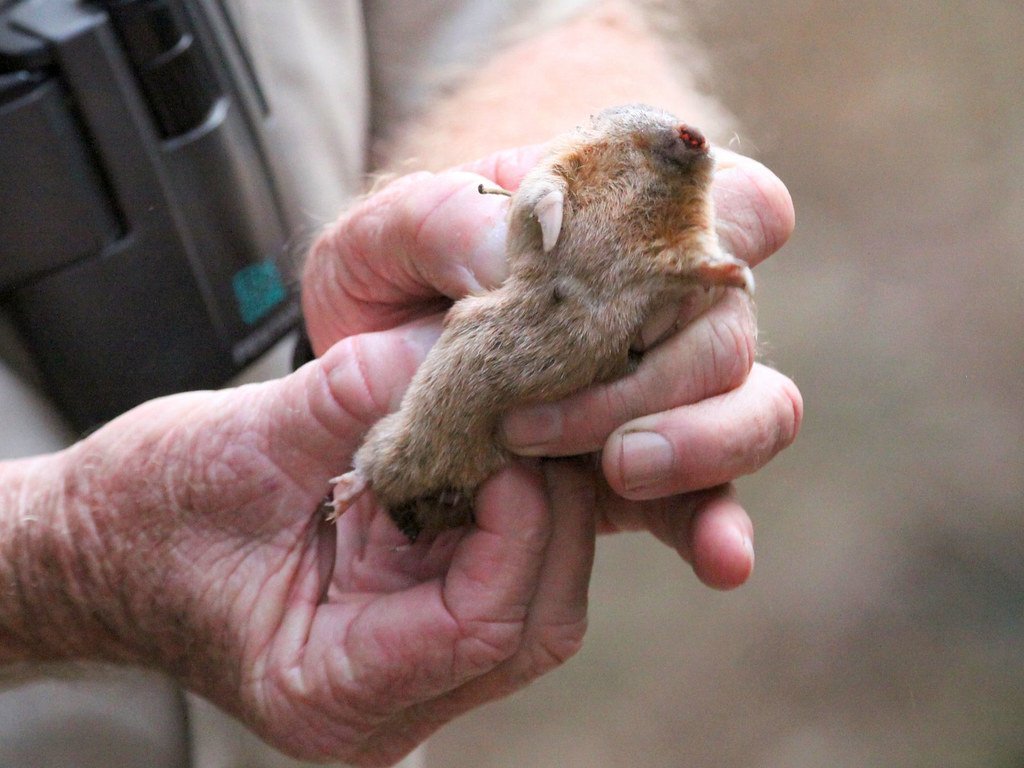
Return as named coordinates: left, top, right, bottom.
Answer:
left=334, top=105, right=752, bottom=540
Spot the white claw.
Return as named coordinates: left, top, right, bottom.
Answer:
left=741, top=265, right=756, bottom=295
left=535, top=189, right=564, bottom=253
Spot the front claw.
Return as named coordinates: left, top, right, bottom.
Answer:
left=696, top=253, right=755, bottom=294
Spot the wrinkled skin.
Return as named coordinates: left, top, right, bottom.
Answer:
left=40, top=145, right=800, bottom=766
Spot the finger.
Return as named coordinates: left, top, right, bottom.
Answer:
left=501, top=289, right=756, bottom=456
left=686, top=487, right=755, bottom=590
left=485, top=459, right=595, bottom=678
left=454, top=143, right=547, bottom=191
left=603, top=363, right=803, bottom=500
left=598, top=484, right=754, bottom=590
left=351, top=459, right=597, bottom=760
left=307, top=461, right=553, bottom=732
left=303, top=170, right=513, bottom=352
left=259, top=316, right=443, bottom=487
left=440, top=460, right=553, bottom=656
left=712, top=149, right=795, bottom=267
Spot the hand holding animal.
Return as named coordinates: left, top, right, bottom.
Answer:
left=329, top=105, right=754, bottom=540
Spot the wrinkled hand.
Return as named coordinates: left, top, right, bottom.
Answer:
left=303, top=145, right=802, bottom=589
left=29, top=145, right=800, bottom=766
left=55, top=321, right=595, bottom=765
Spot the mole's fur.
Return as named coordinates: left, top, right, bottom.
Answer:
left=330, top=104, right=753, bottom=540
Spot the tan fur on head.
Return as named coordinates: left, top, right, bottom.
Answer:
left=332, top=105, right=752, bottom=540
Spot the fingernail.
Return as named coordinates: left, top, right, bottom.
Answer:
left=501, top=404, right=562, bottom=453
left=619, top=431, right=674, bottom=492
left=470, top=219, right=509, bottom=290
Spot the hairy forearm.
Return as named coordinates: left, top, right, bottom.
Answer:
left=0, top=447, right=169, bottom=669
left=0, top=452, right=94, bottom=663
left=379, top=0, right=732, bottom=170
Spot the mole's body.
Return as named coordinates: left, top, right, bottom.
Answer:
left=331, top=104, right=753, bottom=540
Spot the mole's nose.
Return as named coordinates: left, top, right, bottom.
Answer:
left=678, top=124, right=708, bottom=151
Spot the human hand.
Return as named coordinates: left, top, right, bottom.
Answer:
left=0, top=321, right=597, bottom=765
left=0, top=144, right=798, bottom=767
left=302, top=145, right=802, bottom=589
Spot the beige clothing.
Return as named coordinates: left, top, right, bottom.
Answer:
left=0, top=1, right=592, bottom=766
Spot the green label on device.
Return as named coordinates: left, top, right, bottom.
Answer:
left=233, top=260, right=287, bottom=325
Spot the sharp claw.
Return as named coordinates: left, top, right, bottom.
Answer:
left=331, top=471, right=367, bottom=501
left=697, top=255, right=755, bottom=294
left=739, top=264, right=755, bottom=294
left=323, top=471, right=369, bottom=523
left=317, top=494, right=340, bottom=522
left=323, top=494, right=355, bottom=523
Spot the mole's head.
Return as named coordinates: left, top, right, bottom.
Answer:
left=583, top=104, right=715, bottom=186
left=507, top=105, right=718, bottom=260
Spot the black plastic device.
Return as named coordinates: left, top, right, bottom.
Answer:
left=0, top=0, right=300, bottom=432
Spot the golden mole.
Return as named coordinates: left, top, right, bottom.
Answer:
left=329, top=104, right=753, bottom=540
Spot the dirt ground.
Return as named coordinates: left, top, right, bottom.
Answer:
left=431, top=2, right=1024, bottom=766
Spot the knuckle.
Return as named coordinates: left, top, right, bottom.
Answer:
left=321, top=335, right=394, bottom=429
left=342, top=169, right=437, bottom=269
left=315, top=211, right=362, bottom=273
left=307, top=220, right=336, bottom=267
left=457, top=621, right=526, bottom=672
left=752, top=366, right=803, bottom=463
left=530, top=619, right=588, bottom=672
left=303, top=213, right=378, bottom=345
left=596, top=379, right=643, bottom=438
left=392, top=171, right=451, bottom=238
left=503, top=619, right=588, bottom=687
left=369, top=170, right=436, bottom=211
left=702, top=301, right=756, bottom=394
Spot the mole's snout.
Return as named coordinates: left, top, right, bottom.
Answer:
left=678, top=124, right=708, bottom=152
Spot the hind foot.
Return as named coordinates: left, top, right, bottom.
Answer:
left=325, top=470, right=368, bottom=522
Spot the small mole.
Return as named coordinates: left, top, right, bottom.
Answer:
left=328, top=104, right=754, bottom=539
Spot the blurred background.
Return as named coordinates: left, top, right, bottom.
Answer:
left=431, top=2, right=1024, bottom=766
